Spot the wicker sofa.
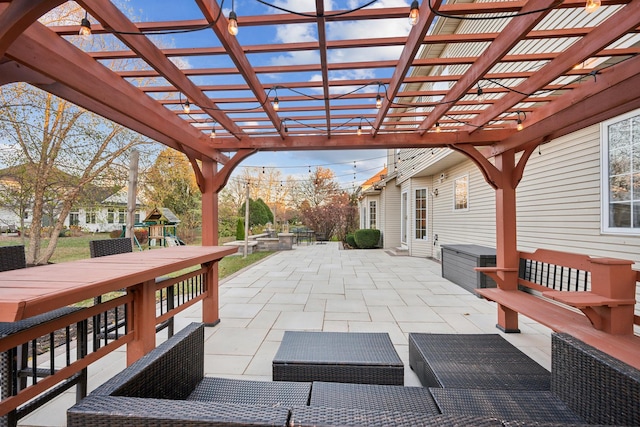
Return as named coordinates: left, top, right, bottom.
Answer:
left=68, top=324, right=640, bottom=426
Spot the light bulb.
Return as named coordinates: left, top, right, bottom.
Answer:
left=477, top=86, right=485, bottom=102
left=183, top=100, right=190, bottom=114
left=376, top=94, right=382, bottom=109
left=228, top=11, right=238, bottom=36
left=516, top=119, right=523, bottom=131
left=357, top=125, right=362, bottom=136
left=435, top=122, right=441, bottom=133
left=79, top=12, right=91, bottom=36
left=210, top=128, right=216, bottom=139
left=273, top=96, right=279, bottom=111
left=585, top=0, right=601, bottom=13
left=409, top=0, right=420, bottom=26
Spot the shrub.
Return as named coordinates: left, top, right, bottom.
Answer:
left=345, top=234, right=356, bottom=248
left=109, top=229, right=123, bottom=238
left=236, top=218, right=245, bottom=240
left=354, top=229, right=380, bottom=249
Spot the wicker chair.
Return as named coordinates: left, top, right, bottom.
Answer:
left=89, top=238, right=174, bottom=337
left=67, top=323, right=311, bottom=427
left=0, top=245, right=26, bottom=272
left=0, top=245, right=87, bottom=427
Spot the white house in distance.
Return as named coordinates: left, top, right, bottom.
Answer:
left=66, top=188, right=145, bottom=233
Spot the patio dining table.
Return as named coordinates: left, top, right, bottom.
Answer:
left=0, top=245, right=236, bottom=322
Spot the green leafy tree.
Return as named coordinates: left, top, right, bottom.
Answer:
left=239, top=198, right=274, bottom=227
left=144, top=148, right=201, bottom=230
left=235, top=218, right=245, bottom=240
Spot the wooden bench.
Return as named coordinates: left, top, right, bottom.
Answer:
left=475, top=248, right=640, bottom=370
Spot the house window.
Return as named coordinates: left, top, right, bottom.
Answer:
left=369, top=201, right=377, bottom=229
left=69, top=212, right=79, bottom=226
left=454, top=175, right=469, bottom=210
left=86, top=210, right=96, bottom=224
left=135, top=212, right=140, bottom=224
left=415, top=188, right=427, bottom=240
left=602, top=109, right=640, bottom=233
left=107, top=208, right=115, bottom=224
left=118, top=208, right=126, bottom=224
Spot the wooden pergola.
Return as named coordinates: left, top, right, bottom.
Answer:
left=1, top=0, right=640, bottom=327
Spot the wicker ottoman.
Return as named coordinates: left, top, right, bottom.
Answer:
left=273, top=331, right=404, bottom=385
left=409, top=333, right=550, bottom=390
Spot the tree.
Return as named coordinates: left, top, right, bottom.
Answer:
left=0, top=3, right=155, bottom=265
left=294, top=166, right=340, bottom=208
left=300, top=191, right=358, bottom=241
left=144, top=148, right=201, bottom=231
left=239, top=198, right=274, bottom=227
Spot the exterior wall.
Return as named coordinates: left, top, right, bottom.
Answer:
left=66, top=207, right=145, bottom=233
left=516, top=124, right=640, bottom=262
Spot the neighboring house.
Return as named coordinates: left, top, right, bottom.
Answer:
left=0, top=164, right=145, bottom=233
left=66, top=188, right=146, bottom=233
left=357, top=167, right=387, bottom=232
left=364, top=110, right=640, bottom=265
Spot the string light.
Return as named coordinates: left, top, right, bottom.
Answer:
left=273, top=96, right=279, bottom=111
left=476, top=83, right=485, bottom=102
left=228, top=0, right=239, bottom=36
left=376, top=94, right=382, bottom=109
left=435, top=122, right=441, bottom=133
left=409, top=1, right=420, bottom=26
left=585, top=0, right=601, bottom=13
left=183, top=100, right=190, bottom=114
left=79, top=11, right=91, bottom=36
left=516, top=111, right=525, bottom=131
left=210, top=125, right=216, bottom=139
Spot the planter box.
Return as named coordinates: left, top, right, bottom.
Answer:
left=441, top=244, right=497, bottom=293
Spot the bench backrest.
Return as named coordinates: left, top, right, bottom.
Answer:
left=0, top=245, right=26, bottom=272
left=552, top=333, right=640, bottom=426
left=91, top=322, right=204, bottom=400
left=518, top=249, right=592, bottom=293
left=89, top=238, right=133, bottom=258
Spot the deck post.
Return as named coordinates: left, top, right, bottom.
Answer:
left=201, top=159, right=221, bottom=326
left=589, top=257, right=636, bottom=334
left=127, top=279, right=157, bottom=366
left=493, top=150, right=521, bottom=332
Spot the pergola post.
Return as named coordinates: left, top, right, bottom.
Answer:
left=201, top=158, right=220, bottom=326
left=494, top=150, right=521, bottom=333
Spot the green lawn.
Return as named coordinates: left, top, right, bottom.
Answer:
left=0, top=234, right=272, bottom=279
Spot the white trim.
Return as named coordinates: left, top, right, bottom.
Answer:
left=601, top=108, right=640, bottom=235
left=414, top=187, right=429, bottom=242
left=401, top=191, right=408, bottom=246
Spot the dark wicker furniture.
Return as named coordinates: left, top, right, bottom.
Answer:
left=429, top=388, right=584, bottom=423
left=67, top=323, right=311, bottom=427
left=309, top=381, right=439, bottom=414
left=0, top=245, right=26, bottom=272
left=290, top=406, right=504, bottom=427
left=1, top=245, right=87, bottom=427
left=89, top=237, right=133, bottom=258
left=408, top=333, right=550, bottom=390
left=551, top=333, right=640, bottom=426
left=273, top=331, right=404, bottom=385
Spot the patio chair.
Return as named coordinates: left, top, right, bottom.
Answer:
left=89, top=238, right=174, bottom=337
left=67, top=323, right=311, bottom=427
left=0, top=245, right=87, bottom=427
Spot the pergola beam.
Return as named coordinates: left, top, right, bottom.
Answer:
left=417, top=0, right=561, bottom=136
left=5, top=21, right=225, bottom=162
left=195, top=0, right=285, bottom=139
left=469, top=0, right=640, bottom=131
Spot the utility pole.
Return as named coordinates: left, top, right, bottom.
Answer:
left=126, top=149, right=139, bottom=248
left=244, top=181, right=250, bottom=258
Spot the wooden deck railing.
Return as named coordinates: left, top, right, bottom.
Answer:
left=0, top=246, right=236, bottom=424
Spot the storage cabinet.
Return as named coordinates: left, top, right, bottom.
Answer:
left=441, top=244, right=497, bottom=293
